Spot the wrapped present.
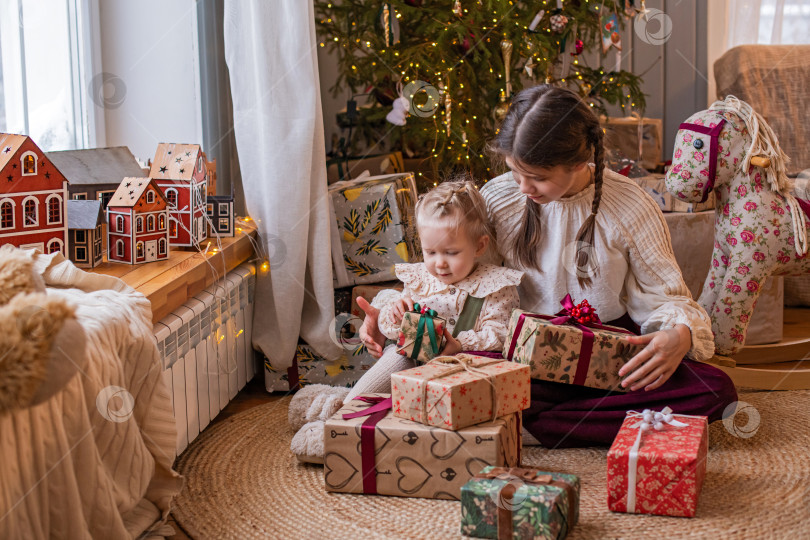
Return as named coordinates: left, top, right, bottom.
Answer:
left=603, top=115, right=663, bottom=170
left=350, top=281, right=403, bottom=319
left=326, top=151, right=404, bottom=184
left=503, top=296, right=643, bottom=392
left=324, top=394, right=521, bottom=500
left=391, top=354, right=530, bottom=431
left=607, top=407, right=708, bottom=517
left=635, top=174, right=715, bottom=213
left=334, top=286, right=354, bottom=315
left=396, top=304, right=446, bottom=363
left=329, top=173, right=421, bottom=287
left=460, top=466, right=580, bottom=539
left=264, top=340, right=376, bottom=391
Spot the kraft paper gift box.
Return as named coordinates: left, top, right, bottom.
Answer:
left=607, top=408, right=708, bottom=517
left=328, top=173, right=422, bottom=287
left=391, top=354, right=530, bottom=431
left=264, top=341, right=376, bottom=391
left=350, top=281, right=404, bottom=319
left=603, top=115, right=663, bottom=171
left=635, top=174, right=715, bottom=213
left=503, top=299, right=644, bottom=392
left=326, top=151, right=404, bottom=184
left=460, top=466, right=580, bottom=539
left=396, top=305, right=446, bottom=363
left=324, top=394, right=521, bottom=500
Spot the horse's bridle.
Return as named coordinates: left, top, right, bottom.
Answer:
left=677, top=118, right=726, bottom=203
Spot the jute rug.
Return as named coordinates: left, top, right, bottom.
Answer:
left=173, top=391, right=810, bottom=539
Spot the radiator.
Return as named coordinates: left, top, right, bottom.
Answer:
left=153, top=262, right=257, bottom=454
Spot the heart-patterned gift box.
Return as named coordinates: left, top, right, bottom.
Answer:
left=324, top=393, right=521, bottom=500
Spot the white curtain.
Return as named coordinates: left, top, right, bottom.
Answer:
left=224, top=0, right=342, bottom=379
left=727, top=0, right=810, bottom=48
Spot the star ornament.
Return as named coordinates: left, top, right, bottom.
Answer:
left=636, top=1, right=651, bottom=22
left=524, top=57, right=537, bottom=77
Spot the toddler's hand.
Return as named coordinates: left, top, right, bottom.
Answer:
left=440, top=327, right=462, bottom=356
left=391, top=296, right=415, bottom=324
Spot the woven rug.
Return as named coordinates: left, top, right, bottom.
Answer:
left=172, top=391, right=810, bottom=539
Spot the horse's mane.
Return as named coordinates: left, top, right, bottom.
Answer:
left=709, top=95, right=806, bottom=254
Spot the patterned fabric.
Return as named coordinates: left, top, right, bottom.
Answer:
left=379, top=262, right=523, bottom=353
left=666, top=106, right=810, bottom=354
left=481, top=170, right=715, bottom=361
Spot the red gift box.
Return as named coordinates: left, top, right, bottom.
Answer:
left=607, top=408, right=708, bottom=517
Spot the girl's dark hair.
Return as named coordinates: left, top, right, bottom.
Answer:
left=488, top=84, right=605, bottom=287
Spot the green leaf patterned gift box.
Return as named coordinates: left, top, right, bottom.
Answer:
left=460, top=466, right=580, bottom=540
left=396, top=305, right=446, bottom=363
left=329, top=173, right=421, bottom=287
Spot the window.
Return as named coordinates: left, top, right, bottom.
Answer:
left=75, top=246, right=86, bottom=262
left=219, top=218, right=230, bottom=230
left=159, top=214, right=166, bottom=230
left=47, top=195, right=62, bottom=224
left=166, top=188, right=178, bottom=208
left=116, top=215, right=124, bottom=232
left=97, top=191, right=115, bottom=209
left=0, top=0, right=96, bottom=150
left=218, top=202, right=230, bottom=216
left=47, top=239, right=62, bottom=254
left=147, top=215, right=155, bottom=231
left=116, top=240, right=124, bottom=258
left=158, top=238, right=167, bottom=255
left=136, top=242, right=144, bottom=259
left=136, top=216, right=143, bottom=233
left=21, top=152, right=37, bottom=175
left=74, top=230, right=86, bottom=244
left=73, top=193, right=87, bottom=200
left=146, top=190, right=155, bottom=204
left=206, top=203, right=213, bottom=215
left=23, top=197, right=38, bottom=227
left=197, top=156, right=204, bottom=172
left=0, top=200, right=13, bottom=229
left=170, top=219, right=178, bottom=238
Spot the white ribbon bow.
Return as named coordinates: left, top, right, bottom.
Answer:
left=625, top=407, right=690, bottom=513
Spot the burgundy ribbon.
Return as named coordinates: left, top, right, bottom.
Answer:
left=677, top=118, right=726, bottom=203
left=342, top=396, right=392, bottom=495
left=797, top=197, right=810, bottom=221
left=506, top=295, right=634, bottom=387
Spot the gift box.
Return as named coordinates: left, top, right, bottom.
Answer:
left=635, top=174, right=715, bottom=213
left=326, top=151, right=404, bottom=184
left=395, top=305, right=446, bottom=363
left=329, top=173, right=421, bottom=287
left=391, top=354, right=530, bottom=431
left=503, top=298, right=644, bottom=392
left=460, top=466, right=580, bottom=539
left=264, top=340, right=376, bottom=391
left=607, top=408, right=708, bottom=517
left=350, top=281, right=404, bottom=319
left=334, top=286, right=354, bottom=315
left=324, top=394, right=521, bottom=500
left=603, top=115, right=663, bottom=171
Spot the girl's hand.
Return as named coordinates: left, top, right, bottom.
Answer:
left=356, top=297, right=385, bottom=359
left=440, top=327, right=462, bottom=356
left=618, top=324, right=692, bottom=392
left=391, top=296, right=415, bottom=324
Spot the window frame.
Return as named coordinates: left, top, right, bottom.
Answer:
left=22, top=196, right=39, bottom=227
left=0, top=199, right=14, bottom=230
left=46, top=194, right=62, bottom=225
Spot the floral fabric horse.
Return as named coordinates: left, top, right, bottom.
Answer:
left=666, top=96, right=810, bottom=355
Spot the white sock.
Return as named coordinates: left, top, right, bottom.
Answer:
left=345, top=344, right=415, bottom=402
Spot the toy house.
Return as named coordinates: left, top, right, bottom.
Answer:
left=0, top=133, right=69, bottom=255
left=148, top=143, right=209, bottom=247
left=47, top=146, right=147, bottom=210
left=106, top=177, right=170, bottom=264
left=207, top=194, right=235, bottom=237
left=66, top=199, right=104, bottom=268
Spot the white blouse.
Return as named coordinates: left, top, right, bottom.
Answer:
left=480, top=169, right=715, bottom=361
left=378, top=262, right=524, bottom=352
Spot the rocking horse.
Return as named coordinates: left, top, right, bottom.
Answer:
left=666, top=96, right=810, bottom=356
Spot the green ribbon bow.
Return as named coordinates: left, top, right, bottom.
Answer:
left=410, top=303, right=440, bottom=361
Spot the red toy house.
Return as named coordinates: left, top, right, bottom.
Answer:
left=148, top=143, right=209, bottom=248
left=106, top=177, right=170, bottom=264
left=0, top=133, right=69, bottom=255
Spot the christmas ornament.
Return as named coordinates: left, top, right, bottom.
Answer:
left=524, top=57, right=537, bottom=78
left=403, top=0, right=422, bottom=6
left=500, top=39, right=514, bottom=97
left=453, top=0, right=462, bottom=17
left=386, top=95, right=409, bottom=126
left=601, top=13, right=621, bottom=54
left=528, top=9, right=545, bottom=32
left=493, top=90, right=509, bottom=122
left=571, top=38, right=584, bottom=56
left=635, top=0, right=651, bottom=21
left=445, top=80, right=452, bottom=136
left=550, top=13, right=568, bottom=33
left=378, top=3, right=400, bottom=47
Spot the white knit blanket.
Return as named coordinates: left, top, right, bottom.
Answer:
left=0, top=251, right=182, bottom=539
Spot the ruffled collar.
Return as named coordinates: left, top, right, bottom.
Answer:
left=395, top=262, right=523, bottom=298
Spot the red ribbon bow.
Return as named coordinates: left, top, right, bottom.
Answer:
left=342, top=396, right=392, bottom=495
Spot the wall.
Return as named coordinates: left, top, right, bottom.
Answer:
left=97, top=0, right=202, bottom=164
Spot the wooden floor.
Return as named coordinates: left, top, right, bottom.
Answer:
left=166, top=376, right=285, bottom=540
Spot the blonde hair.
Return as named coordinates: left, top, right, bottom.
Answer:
left=415, top=178, right=494, bottom=245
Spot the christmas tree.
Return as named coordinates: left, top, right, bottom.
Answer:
left=317, top=0, right=647, bottom=182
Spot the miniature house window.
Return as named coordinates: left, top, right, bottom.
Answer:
left=73, top=193, right=87, bottom=200
left=207, top=203, right=213, bottom=215
left=47, top=195, right=62, bottom=224
left=136, top=242, right=144, bottom=259
left=158, top=239, right=167, bottom=255
left=0, top=200, right=13, bottom=229
left=21, top=152, right=37, bottom=175
left=75, top=246, right=87, bottom=262
left=136, top=217, right=144, bottom=233
left=47, top=239, right=62, bottom=254
left=147, top=215, right=155, bottom=231
left=146, top=190, right=155, bottom=204
left=116, top=215, right=124, bottom=232
left=219, top=203, right=230, bottom=216
left=170, top=219, right=178, bottom=238
left=75, top=230, right=86, bottom=244
left=23, top=197, right=38, bottom=227
left=198, top=157, right=204, bottom=172
left=219, top=218, right=229, bottom=230
left=159, top=214, right=166, bottom=230
left=166, top=188, right=178, bottom=208
left=116, top=240, right=124, bottom=258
